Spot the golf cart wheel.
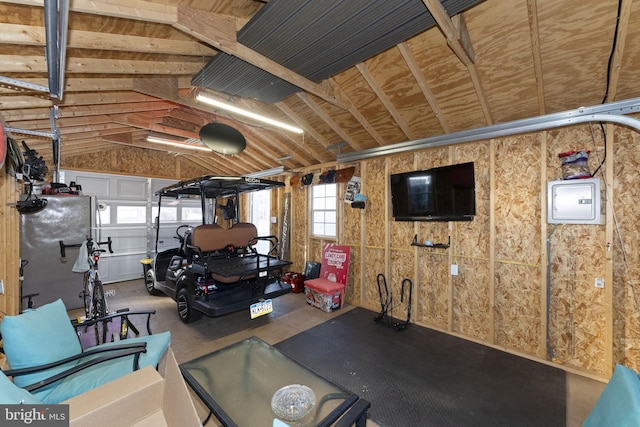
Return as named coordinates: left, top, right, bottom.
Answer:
left=177, top=287, right=202, bottom=323
left=145, top=268, right=160, bottom=296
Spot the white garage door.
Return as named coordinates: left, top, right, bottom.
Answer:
left=62, top=170, right=200, bottom=284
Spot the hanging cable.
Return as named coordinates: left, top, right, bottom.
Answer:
left=593, top=0, right=623, bottom=177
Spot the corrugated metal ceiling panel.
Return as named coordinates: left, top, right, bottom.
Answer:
left=192, top=0, right=485, bottom=103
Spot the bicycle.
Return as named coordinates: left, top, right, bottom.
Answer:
left=80, top=236, right=113, bottom=320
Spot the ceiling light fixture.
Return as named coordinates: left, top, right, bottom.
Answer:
left=196, top=91, right=304, bottom=134
left=199, top=123, right=246, bottom=155
left=242, top=166, right=285, bottom=178
left=146, top=135, right=211, bottom=152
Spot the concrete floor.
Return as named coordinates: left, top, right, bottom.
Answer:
left=81, top=279, right=606, bottom=427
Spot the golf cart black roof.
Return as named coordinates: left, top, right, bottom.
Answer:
left=156, top=175, right=285, bottom=199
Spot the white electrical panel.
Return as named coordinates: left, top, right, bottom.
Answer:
left=547, top=178, right=602, bottom=224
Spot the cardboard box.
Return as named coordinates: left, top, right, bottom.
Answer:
left=65, top=347, right=200, bottom=427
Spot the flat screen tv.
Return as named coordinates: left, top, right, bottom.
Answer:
left=390, top=162, right=476, bottom=222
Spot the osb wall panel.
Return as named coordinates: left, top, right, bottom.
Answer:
left=363, top=159, right=386, bottom=248
left=450, top=143, right=491, bottom=339
left=289, top=184, right=308, bottom=272
left=344, top=246, right=362, bottom=305
left=63, top=147, right=179, bottom=179
left=612, top=127, right=640, bottom=370
left=416, top=250, right=450, bottom=329
left=342, top=165, right=362, bottom=246
left=494, top=135, right=542, bottom=264
left=547, top=226, right=606, bottom=374
left=546, top=125, right=607, bottom=373
left=493, top=135, right=542, bottom=353
left=494, top=262, right=541, bottom=353
left=363, top=248, right=385, bottom=311
left=389, top=153, right=416, bottom=249
left=452, top=142, right=491, bottom=259
left=342, top=165, right=363, bottom=305
left=452, top=257, right=491, bottom=341
left=309, top=239, right=323, bottom=266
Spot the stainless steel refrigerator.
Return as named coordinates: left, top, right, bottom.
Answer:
left=20, top=195, right=94, bottom=310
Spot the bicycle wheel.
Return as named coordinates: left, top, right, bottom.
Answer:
left=91, top=280, right=107, bottom=319
left=82, top=272, right=92, bottom=319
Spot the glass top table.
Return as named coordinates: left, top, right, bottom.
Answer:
left=180, top=336, right=369, bottom=427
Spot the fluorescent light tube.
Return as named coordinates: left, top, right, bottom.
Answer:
left=146, top=136, right=211, bottom=152
left=243, top=166, right=285, bottom=178
left=196, top=92, right=304, bottom=134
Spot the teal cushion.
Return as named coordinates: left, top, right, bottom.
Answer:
left=84, top=331, right=171, bottom=369
left=0, top=299, right=82, bottom=389
left=584, top=364, right=640, bottom=427
left=38, top=332, right=171, bottom=404
left=0, top=370, right=42, bottom=404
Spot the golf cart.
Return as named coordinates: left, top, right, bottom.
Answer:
left=145, top=175, right=292, bottom=322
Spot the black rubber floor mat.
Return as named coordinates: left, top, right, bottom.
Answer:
left=275, top=307, right=566, bottom=427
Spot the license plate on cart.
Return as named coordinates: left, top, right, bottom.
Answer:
left=250, top=299, right=273, bottom=319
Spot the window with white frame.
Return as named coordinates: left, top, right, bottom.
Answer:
left=311, top=184, right=337, bottom=238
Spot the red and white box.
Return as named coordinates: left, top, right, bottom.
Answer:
left=304, top=280, right=345, bottom=313
left=303, top=244, right=350, bottom=312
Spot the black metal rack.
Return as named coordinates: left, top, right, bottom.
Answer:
left=411, top=234, right=450, bottom=249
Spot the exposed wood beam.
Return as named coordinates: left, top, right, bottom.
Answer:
left=275, top=101, right=334, bottom=160
left=421, top=1, right=492, bottom=124
left=58, top=101, right=176, bottom=118
left=1, top=0, right=179, bottom=24
left=0, top=55, right=202, bottom=75
left=355, top=62, right=416, bottom=140
left=235, top=116, right=313, bottom=167
left=526, top=0, right=546, bottom=115
left=0, top=23, right=215, bottom=56
left=109, top=112, right=200, bottom=140
left=0, top=96, right=52, bottom=110
left=328, top=78, right=385, bottom=147
left=603, top=0, right=632, bottom=102
left=173, top=6, right=350, bottom=110
left=0, top=91, right=163, bottom=110
left=296, top=92, right=364, bottom=151
left=422, top=0, right=475, bottom=65
left=397, top=42, right=450, bottom=133
left=8, top=114, right=115, bottom=129
left=58, top=127, right=138, bottom=140
left=133, top=78, right=319, bottom=168
left=0, top=77, right=193, bottom=94
left=59, top=123, right=131, bottom=136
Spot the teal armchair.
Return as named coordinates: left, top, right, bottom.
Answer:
left=0, top=299, right=170, bottom=404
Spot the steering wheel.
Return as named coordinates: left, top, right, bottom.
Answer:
left=175, top=225, right=193, bottom=242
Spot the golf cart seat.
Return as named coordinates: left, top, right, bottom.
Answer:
left=188, top=222, right=260, bottom=283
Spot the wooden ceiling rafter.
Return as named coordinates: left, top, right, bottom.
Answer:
left=0, top=55, right=203, bottom=75
left=0, top=22, right=215, bottom=56
left=397, top=42, right=450, bottom=134
left=422, top=0, right=492, bottom=125
left=296, top=92, right=365, bottom=152
left=328, top=77, right=386, bottom=147
left=0, top=77, right=193, bottom=94
left=526, top=0, right=546, bottom=115
left=131, top=77, right=315, bottom=168
left=233, top=116, right=311, bottom=168
left=355, top=62, right=417, bottom=141
left=603, top=0, right=633, bottom=103
left=274, top=101, right=335, bottom=161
